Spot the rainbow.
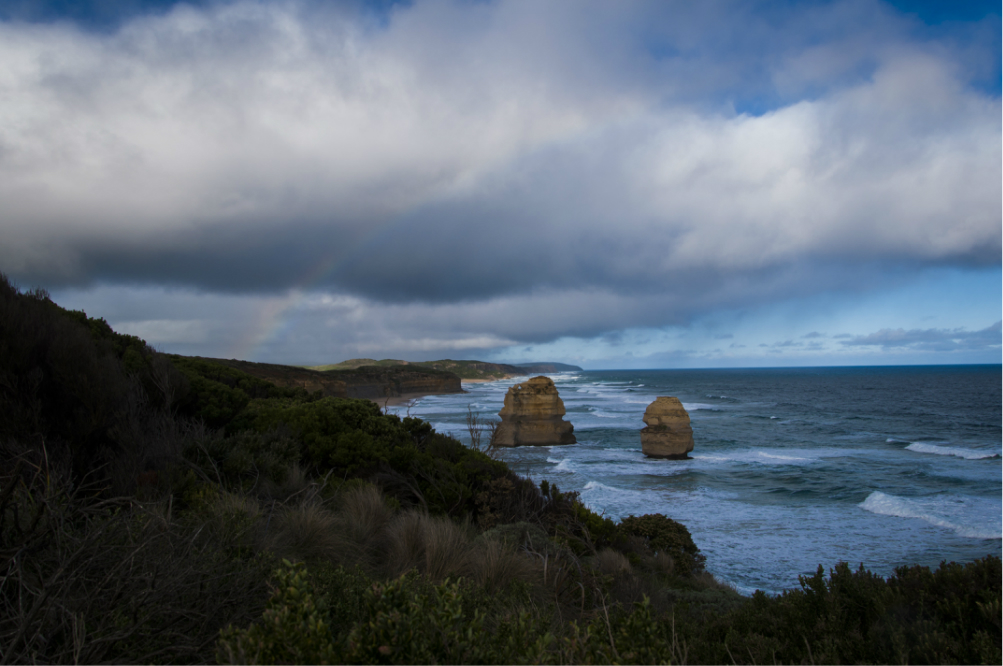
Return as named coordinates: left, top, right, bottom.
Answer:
left=226, top=216, right=404, bottom=362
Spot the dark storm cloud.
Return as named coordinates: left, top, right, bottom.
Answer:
left=841, top=321, right=1002, bottom=351
left=0, top=0, right=1000, bottom=349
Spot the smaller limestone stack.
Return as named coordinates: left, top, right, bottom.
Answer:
left=492, top=376, right=577, bottom=447
left=640, top=397, right=694, bottom=459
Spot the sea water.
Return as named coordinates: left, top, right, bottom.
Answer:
left=403, top=365, right=1002, bottom=595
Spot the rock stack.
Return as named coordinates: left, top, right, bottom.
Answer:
left=640, top=397, right=694, bottom=459
left=492, top=376, right=577, bottom=447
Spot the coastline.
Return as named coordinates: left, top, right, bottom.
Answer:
left=366, top=375, right=524, bottom=406
left=367, top=390, right=458, bottom=407
left=461, top=375, right=522, bottom=384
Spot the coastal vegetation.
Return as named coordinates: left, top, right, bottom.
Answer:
left=178, top=356, right=461, bottom=402
left=311, top=358, right=520, bottom=380
left=1, top=273, right=999, bottom=664
left=310, top=358, right=581, bottom=381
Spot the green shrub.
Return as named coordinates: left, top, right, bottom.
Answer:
left=171, top=356, right=315, bottom=429
left=233, top=397, right=410, bottom=474
left=680, top=556, right=1002, bottom=665
left=182, top=425, right=301, bottom=491
left=217, top=561, right=336, bottom=665
left=573, top=500, right=619, bottom=550
left=619, top=513, right=706, bottom=576
left=220, top=563, right=556, bottom=665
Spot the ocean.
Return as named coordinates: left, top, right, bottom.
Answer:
left=404, top=365, right=1002, bottom=594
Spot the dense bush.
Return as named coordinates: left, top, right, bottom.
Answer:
left=171, top=356, right=315, bottom=429
left=0, top=274, right=187, bottom=491
left=3, top=273, right=998, bottom=665
left=218, top=561, right=559, bottom=665
left=0, top=460, right=271, bottom=664
left=619, top=513, right=706, bottom=576
left=677, top=556, right=1002, bottom=665
left=218, top=555, right=1002, bottom=665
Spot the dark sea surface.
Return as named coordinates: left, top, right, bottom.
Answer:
left=407, top=365, right=1002, bottom=594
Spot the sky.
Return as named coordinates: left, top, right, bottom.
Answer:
left=1, top=0, right=1000, bottom=369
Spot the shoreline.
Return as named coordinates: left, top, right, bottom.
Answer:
left=460, top=375, right=521, bottom=384
left=366, top=389, right=465, bottom=408
left=366, top=374, right=526, bottom=407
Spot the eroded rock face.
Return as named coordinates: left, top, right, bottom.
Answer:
left=492, top=376, right=576, bottom=446
left=641, top=397, right=693, bottom=459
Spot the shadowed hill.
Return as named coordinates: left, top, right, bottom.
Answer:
left=185, top=357, right=462, bottom=401
left=311, top=358, right=583, bottom=380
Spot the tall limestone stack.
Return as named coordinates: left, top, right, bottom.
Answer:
left=492, top=376, right=577, bottom=446
left=640, top=397, right=694, bottom=459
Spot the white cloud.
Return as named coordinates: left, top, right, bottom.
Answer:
left=3, top=0, right=1000, bottom=364
left=115, top=318, right=210, bottom=344
left=841, top=321, right=1002, bottom=351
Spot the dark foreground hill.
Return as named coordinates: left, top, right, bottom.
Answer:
left=1, top=273, right=999, bottom=665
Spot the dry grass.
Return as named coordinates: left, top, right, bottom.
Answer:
left=652, top=550, right=675, bottom=576
left=335, top=484, right=394, bottom=564
left=265, top=502, right=343, bottom=563
left=0, top=463, right=269, bottom=665
left=594, top=548, right=633, bottom=577
left=383, top=510, right=474, bottom=581
left=262, top=484, right=396, bottom=569
left=469, top=537, right=539, bottom=594
left=420, top=513, right=474, bottom=580
left=255, top=461, right=312, bottom=502
left=383, top=509, right=429, bottom=575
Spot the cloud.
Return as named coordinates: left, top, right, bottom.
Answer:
left=840, top=320, right=1002, bottom=351
left=115, top=318, right=210, bottom=344
left=1, top=0, right=999, bottom=359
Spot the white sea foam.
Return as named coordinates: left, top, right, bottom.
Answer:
left=546, top=457, right=573, bottom=472
left=758, top=452, right=810, bottom=462
left=859, top=491, right=1002, bottom=539
left=691, top=449, right=822, bottom=465
left=682, top=402, right=717, bottom=411
left=583, top=480, right=621, bottom=494
left=690, top=454, right=731, bottom=463
left=905, top=442, right=1000, bottom=460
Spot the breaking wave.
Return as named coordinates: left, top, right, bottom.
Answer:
left=905, top=442, right=1000, bottom=460
left=859, top=491, right=1002, bottom=540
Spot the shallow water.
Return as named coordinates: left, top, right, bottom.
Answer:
left=405, top=365, right=1002, bottom=594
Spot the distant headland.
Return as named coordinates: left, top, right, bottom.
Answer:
left=308, top=358, right=582, bottom=383
left=188, top=357, right=582, bottom=405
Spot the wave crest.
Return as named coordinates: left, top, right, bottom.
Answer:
left=859, top=491, right=1002, bottom=539
left=905, top=442, right=1000, bottom=460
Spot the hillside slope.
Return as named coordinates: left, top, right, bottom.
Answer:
left=311, top=358, right=582, bottom=380
left=190, top=357, right=462, bottom=400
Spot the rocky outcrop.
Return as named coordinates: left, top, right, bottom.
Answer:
left=640, top=397, right=694, bottom=459
left=492, top=376, right=576, bottom=447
